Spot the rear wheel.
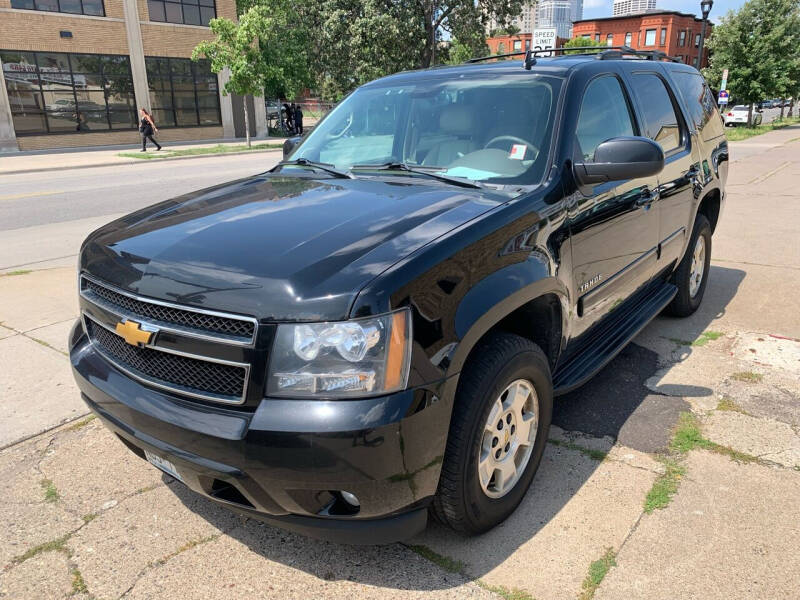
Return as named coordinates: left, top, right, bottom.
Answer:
left=666, top=213, right=711, bottom=317
left=432, top=332, right=552, bottom=534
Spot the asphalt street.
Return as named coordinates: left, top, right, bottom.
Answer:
left=0, top=151, right=282, bottom=272
left=0, top=151, right=280, bottom=232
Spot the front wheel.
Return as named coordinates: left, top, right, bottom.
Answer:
left=432, top=332, right=552, bottom=534
left=666, top=213, right=712, bottom=317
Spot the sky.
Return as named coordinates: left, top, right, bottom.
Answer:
left=582, top=0, right=748, bottom=22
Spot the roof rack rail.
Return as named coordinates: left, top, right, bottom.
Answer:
left=464, top=45, right=681, bottom=66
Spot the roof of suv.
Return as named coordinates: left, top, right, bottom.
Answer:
left=366, top=55, right=700, bottom=87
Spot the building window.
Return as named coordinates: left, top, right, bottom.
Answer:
left=644, top=29, right=656, bottom=46
left=513, top=39, right=521, bottom=51
left=145, top=57, right=221, bottom=128
left=148, top=0, right=215, bottom=26
left=581, top=34, right=592, bottom=39
left=606, top=33, right=614, bottom=46
left=525, top=39, right=531, bottom=50
left=694, top=33, right=701, bottom=48
left=595, top=33, right=600, bottom=42
left=678, top=30, right=686, bottom=46
left=660, top=28, right=667, bottom=46
left=625, top=32, right=632, bottom=46
left=1, top=50, right=135, bottom=135
left=10, top=0, right=103, bottom=16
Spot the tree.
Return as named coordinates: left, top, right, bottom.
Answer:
left=704, top=0, right=800, bottom=126
left=563, top=36, right=601, bottom=54
left=192, top=1, right=311, bottom=146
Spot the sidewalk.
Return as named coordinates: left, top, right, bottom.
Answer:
left=0, top=138, right=286, bottom=176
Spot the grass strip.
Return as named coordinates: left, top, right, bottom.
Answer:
left=41, top=478, right=59, bottom=503
left=476, top=580, right=536, bottom=600
left=548, top=438, right=608, bottom=461
left=670, top=412, right=759, bottom=463
left=405, top=544, right=464, bottom=573
left=579, top=547, right=616, bottom=600
left=730, top=371, right=763, bottom=383
left=716, top=397, right=750, bottom=415
left=118, top=142, right=283, bottom=160
left=11, top=534, right=71, bottom=565
left=644, top=458, right=686, bottom=513
left=724, top=117, right=800, bottom=141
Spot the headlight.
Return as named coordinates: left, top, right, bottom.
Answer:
left=267, top=308, right=412, bottom=398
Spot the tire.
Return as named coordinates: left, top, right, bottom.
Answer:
left=666, top=213, right=712, bottom=317
left=432, top=332, right=552, bottom=534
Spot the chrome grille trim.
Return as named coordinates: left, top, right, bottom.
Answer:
left=82, top=312, right=250, bottom=405
left=79, top=274, right=258, bottom=347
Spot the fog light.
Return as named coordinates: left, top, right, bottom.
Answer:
left=340, top=490, right=360, bottom=508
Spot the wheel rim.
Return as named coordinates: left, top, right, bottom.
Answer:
left=478, top=379, right=538, bottom=499
left=689, top=235, right=706, bottom=298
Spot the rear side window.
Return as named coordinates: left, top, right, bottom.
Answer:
left=630, top=73, right=683, bottom=154
left=575, top=76, right=635, bottom=161
left=672, top=71, right=724, bottom=141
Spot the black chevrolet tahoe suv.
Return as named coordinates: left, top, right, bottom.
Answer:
left=70, top=50, right=727, bottom=544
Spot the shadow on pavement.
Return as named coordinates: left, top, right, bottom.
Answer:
left=168, top=266, right=745, bottom=590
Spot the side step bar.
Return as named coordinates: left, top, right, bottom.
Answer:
left=553, top=282, right=677, bottom=395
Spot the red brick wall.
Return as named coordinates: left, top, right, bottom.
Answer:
left=572, top=12, right=710, bottom=68
left=486, top=33, right=532, bottom=56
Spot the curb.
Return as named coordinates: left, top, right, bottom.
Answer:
left=1, top=146, right=284, bottom=176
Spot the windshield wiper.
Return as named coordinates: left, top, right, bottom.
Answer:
left=350, top=162, right=483, bottom=189
left=274, top=158, right=353, bottom=179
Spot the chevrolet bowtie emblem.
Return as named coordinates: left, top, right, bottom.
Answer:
left=115, top=320, right=155, bottom=347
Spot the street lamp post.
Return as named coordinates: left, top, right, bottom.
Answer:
left=697, top=0, right=713, bottom=69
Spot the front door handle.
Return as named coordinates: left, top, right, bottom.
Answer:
left=635, top=189, right=659, bottom=207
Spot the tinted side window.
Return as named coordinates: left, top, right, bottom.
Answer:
left=575, top=76, right=635, bottom=161
left=672, top=71, right=724, bottom=141
left=630, top=73, right=683, bottom=153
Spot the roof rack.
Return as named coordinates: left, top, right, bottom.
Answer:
left=465, top=45, right=680, bottom=68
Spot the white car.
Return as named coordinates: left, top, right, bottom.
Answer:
left=723, top=105, right=763, bottom=127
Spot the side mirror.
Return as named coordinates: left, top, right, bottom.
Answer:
left=574, top=136, right=665, bottom=186
left=282, top=136, right=302, bottom=159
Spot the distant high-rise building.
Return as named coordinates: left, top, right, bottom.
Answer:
left=536, top=0, right=583, bottom=39
left=613, top=0, right=657, bottom=16
left=486, top=2, right=538, bottom=34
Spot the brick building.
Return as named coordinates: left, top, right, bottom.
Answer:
left=572, top=10, right=711, bottom=68
left=486, top=33, right=533, bottom=56
left=0, top=0, right=266, bottom=151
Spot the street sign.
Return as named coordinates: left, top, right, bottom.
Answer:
left=718, top=90, right=729, bottom=105
left=532, top=28, right=557, bottom=57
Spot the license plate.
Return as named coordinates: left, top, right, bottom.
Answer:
left=145, top=450, right=183, bottom=482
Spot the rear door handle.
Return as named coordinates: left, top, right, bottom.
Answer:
left=636, top=189, right=659, bottom=207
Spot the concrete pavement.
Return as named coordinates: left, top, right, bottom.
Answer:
left=1, top=125, right=799, bottom=599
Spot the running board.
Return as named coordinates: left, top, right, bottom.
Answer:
left=553, top=282, right=677, bottom=395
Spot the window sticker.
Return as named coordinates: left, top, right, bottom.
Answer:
left=509, top=144, right=527, bottom=160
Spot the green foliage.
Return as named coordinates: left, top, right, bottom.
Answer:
left=705, top=0, right=800, bottom=105
left=192, top=1, right=312, bottom=100
left=405, top=544, right=464, bottom=573
left=563, top=36, right=601, bottom=54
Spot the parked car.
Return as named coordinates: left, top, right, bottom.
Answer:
left=70, top=51, right=728, bottom=544
left=724, top=105, right=763, bottom=126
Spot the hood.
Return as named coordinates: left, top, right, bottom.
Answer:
left=81, top=174, right=505, bottom=321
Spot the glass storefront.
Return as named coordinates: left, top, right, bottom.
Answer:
left=1, top=50, right=135, bottom=134
left=145, top=57, right=221, bottom=128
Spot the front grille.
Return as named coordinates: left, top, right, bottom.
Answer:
left=82, top=277, right=255, bottom=342
left=86, top=319, right=247, bottom=402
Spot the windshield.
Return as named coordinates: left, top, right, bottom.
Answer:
left=289, top=73, right=563, bottom=187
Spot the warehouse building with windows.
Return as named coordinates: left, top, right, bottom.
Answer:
left=0, top=0, right=266, bottom=151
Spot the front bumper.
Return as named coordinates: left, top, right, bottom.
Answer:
left=69, top=321, right=452, bottom=544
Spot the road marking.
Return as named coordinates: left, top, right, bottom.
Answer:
left=0, top=190, right=64, bottom=202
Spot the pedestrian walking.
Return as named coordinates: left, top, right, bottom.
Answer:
left=283, top=102, right=293, bottom=133
left=294, top=103, right=304, bottom=135
left=139, top=108, right=162, bottom=151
